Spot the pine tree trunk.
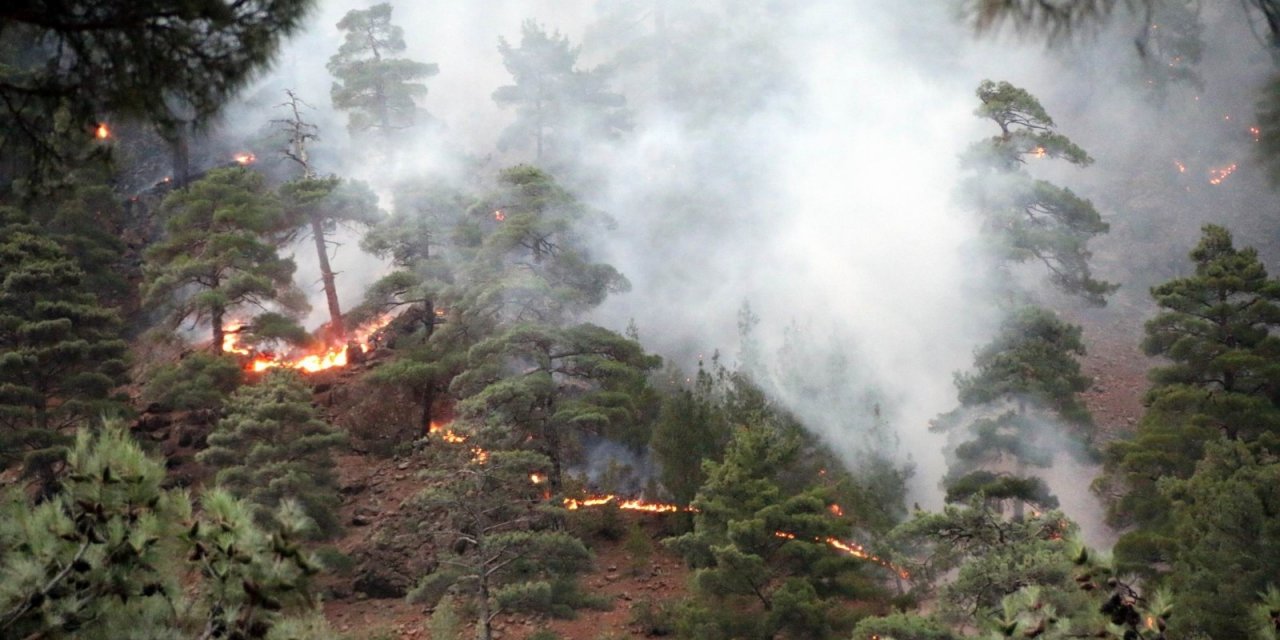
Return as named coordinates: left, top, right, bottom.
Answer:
left=212, top=306, right=225, bottom=354
left=420, top=383, right=435, bottom=437
left=311, top=214, right=345, bottom=339
left=171, top=125, right=190, bottom=187
left=476, top=570, right=492, bottom=640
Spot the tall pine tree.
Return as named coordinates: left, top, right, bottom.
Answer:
left=327, top=3, right=438, bottom=136
left=0, top=217, right=128, bottom=480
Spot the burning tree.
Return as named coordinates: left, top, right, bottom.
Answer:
left=961, top=80, right=1116, bottom=305
left=410, top=447, right=592, bottom=640
left=143, top=167, right=308, bottom=353
left=327, top=3, right=438, bottom=136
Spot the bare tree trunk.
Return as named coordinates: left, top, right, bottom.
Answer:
left=310, top=214, right=344, bottom=339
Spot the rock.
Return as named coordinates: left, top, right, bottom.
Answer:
left=134, top=412, right=172, bottom=432
left=340, top=478, right=369, bottom=495
left=353, top=569, right=408, bottom=599
left=397, top=461, right=411, bottom=471
left=351, top=506, right=380, bottom=526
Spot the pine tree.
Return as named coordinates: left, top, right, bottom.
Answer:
left=961, top=80, right=1116, bottom=305
left=359, top=179, right=473, bottom=433
left=493, top=20, right=630, bottom=162
left=666, top=424, right=870, bottom=640
left=0, top=218, right=128, bottom=480
left=143, top=167, right=307, bottom=353
left=451, top=322, right=661, bottom=487
left=650, top=367, right=731, bottom=505
left=1161, top=439, right=1280, bottom=640
left=197, top=370, right=346, bottom=538
left=0, top=424, right=334, bottom=639
left=327, top=3, right=438, bottom=136
left=935, top=306, right=1092, bottom=514
left=462, top=165, right=629, bottom=324
left=1105, top=225, right=1280, bottom=571
left=410, top=447, right=592, bottom=640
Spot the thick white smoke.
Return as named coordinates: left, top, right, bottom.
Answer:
left=225, top=0, right=1277, bottom=518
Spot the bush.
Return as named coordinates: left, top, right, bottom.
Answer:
left=630, top=598, right=678, bottom=636
left=429, top=594, right=462, bottom=640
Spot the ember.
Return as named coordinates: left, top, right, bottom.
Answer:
left=234, top=152, right=257, bottom=165
left=1208, top=163, right=1237, bottom=185
left=95, top=123, right=110, bottom=140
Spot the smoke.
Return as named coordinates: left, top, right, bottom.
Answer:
left=214, top=0, right=1278, bottom=528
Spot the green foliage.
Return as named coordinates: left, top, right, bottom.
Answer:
left=429, top=594, right=462, bottom=640
left=1162, top=439, right=1280, bottom=639
left=0, top=223, right=128, bottom=478
left=623, top=522, right=655, bottom=576
left=936, top=306, right=1092, bottom=513
left=493, top=20, right=630, bottom=161
left=143, top=167, right=306, bottom=351
left=630, top=597, right=678, bottom=636
left=453, top=322, right=661, bottom=484
left=1105, top=225, right=1280, bottom=570
left=197, top=370, right=346, bottom=538
left=666, top=424, right=872, bottom=640
left=327, top=3, right=438, bottom=135
left=1252, top=585, right=1280, bottom=640
left=651, top=366, right=732, bottom=506
left=961, top=80, right=1115, bottom=305
left=0, top=0, right=314, bottom=192
left=849, top=611, right=959, bottom=640
left=890, top=500, right=1077, bottom=620
left=142, top=351, right=243, bottom=412
left=0, top=423, right=332, bottom=639
left=413, top=447, right=593, bottom=640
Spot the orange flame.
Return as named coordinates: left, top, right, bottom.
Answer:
left=234, top=152, right=256, bottom=165
left=1030, top=146, right=1047, bottom=159
left=94, top=123, right=110, bottom=140
left=562, top=495, right=694, bottom=513
left=230, top=313, right=396, bottom=374
left=429, top=421, right=469, bottom=444
left=828, top=503, right=844, bottom=517
left=494, top=209, right=506, bottom=221
left=770, top=531, right=909, bottom=579
left=1173, top=160, right=1186, bottom=174
left=530, top=473, right=546, bottom=484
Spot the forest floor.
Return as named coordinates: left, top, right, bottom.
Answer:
left=124, top=296, right=1156, bottom=640
left=320, top=448, right=694, bottom=639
